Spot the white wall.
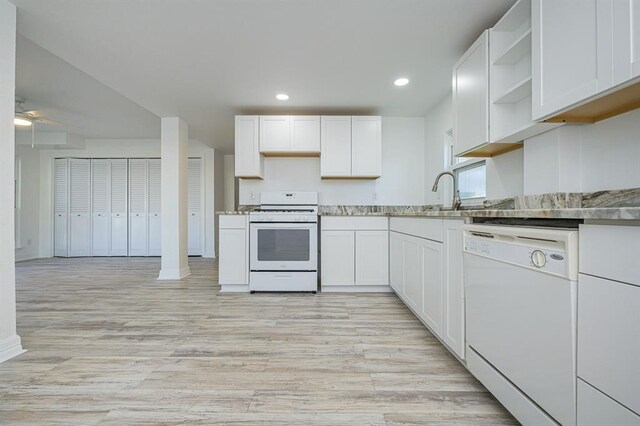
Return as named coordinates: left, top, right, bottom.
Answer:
left=15, top=146, right=40, bottom=261
left=223, top=154, right=236, bottom=211
left=29, top=138, right=217, bottom=259
left=486, top=148, right=524, bottom=200
left=0, top=0, right=23, bottom=362
left=239, top=117, right=426, bottom=205
left=524, top=109, right=640, bottom=194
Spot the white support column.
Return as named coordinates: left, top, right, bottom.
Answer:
left=158, top=117, right=191, bottom=280
left=0, top=0, right=25, bottom=363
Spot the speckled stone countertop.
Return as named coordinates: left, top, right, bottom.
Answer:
left=218, top=188, right=640, bottom=220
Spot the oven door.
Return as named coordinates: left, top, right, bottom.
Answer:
left=250, top=222, right=317, bottom=271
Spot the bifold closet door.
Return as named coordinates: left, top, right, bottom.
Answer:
left=54, top=158, right=69, bottom=257
left=188, top=158, right=203, bottom=256
left=91, top=159, right=110, bottom=256
left=147, top=159, right=161, bottom=256
left=129, top=159, right=148, bottom=256
left=68, top=158, right=91, bottom=257
left=110, top=159, right=128, bottom=256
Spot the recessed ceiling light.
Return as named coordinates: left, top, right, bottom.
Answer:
left=276, top=93, right=289, bottom=101
left=14, top=117, right=32, bottom=126
left=394, top=77, right=410, bottom=87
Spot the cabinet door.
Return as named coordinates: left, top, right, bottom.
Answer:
left=68, top=158, right=91, bottom=257
left=453, top=30, right=489, bottom=156
left=321, top=230, right=355, bottom=286
left=351, top=116, right=382, bottom=177
left=110, top=159, right=128, bottom=256
left=128, top=159, right=148, bottom=256
left=91, top=159, right=110, bottom=256
left=532, top=0, right=611, bottom=120
left=260, top=115, right=290, bottom=152
left=355, top=230, right=388, bottom=285
left=290, top=115, right=320, bottom=153
left=147, top=159, right=161, bottom=257
left=188, top=158, right=203, bottom=256
left=219, top=228, right=247, bottom=284
left=54, top=158, right=68, bottom=257
left=421, top=238, right=444, bottom=336
left=235, top=116, right=262, bottom=178
left=402, top=236, right=422, bottom=312
left=320, top=116, right=352, bottom=177
left=389, top=232, right=404, bottom=294
left=577, top=379, right=640, bottom=426
left=578, top=274, right=640, bottom=415
left=611, top=0, right=640, bottom=84
left=443, top=220, right=465, bottom=358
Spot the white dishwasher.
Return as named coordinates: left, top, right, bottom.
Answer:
left=463, top=224, right=579, bottom=426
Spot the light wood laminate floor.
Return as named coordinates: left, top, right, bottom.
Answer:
left=1, top=257, right=517, bottom=425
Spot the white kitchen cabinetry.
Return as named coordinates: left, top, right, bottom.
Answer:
left=389, top=217, right=466, bottom=360
left=54, top=158, right=68, bottom=257
left=68, top=158, right=91, bottom=257
left=235, top=115, right=263, bottom=178
left=321, top=216, right=389, bottom=291
left=188, top=158, right=204, bottom=256
left=260, top=115, right=290, bottom=153
left=259, top=115, right=321, bottom=155
left=453, top=31, right=490, bottom=157
left=320, top=116, right=352, bottom=177
left=219, top=215, right=249, bottom=291
left=532, top=0, right=640, bottom=122
left=321, top=231, right=355, bottom=286
left=321, top=116, right=382, bottom=178
left=351, top=116, right=382, bottom=177
left=577, top=224, right=640, bottom=421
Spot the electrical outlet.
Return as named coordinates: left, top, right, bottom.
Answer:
left=27, top=238, right=32, bottom=246
left=373, top=192, right=378, bottom=201
left=251, top=192, right=256, bottom=200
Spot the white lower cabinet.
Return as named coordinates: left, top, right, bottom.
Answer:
left=389, top=217, right=465, bottom=360
left=320, top=217, right=389, bottom=290
left=577, top=379, right=640, bottom=426
left=321, top=231, right=355, bottom=286
left=219, top=215, right=249, bottom=289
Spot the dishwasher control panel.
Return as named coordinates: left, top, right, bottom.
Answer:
left=464, top=235, right=570, bottom=278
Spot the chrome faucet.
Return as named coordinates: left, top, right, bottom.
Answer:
left=432, top=171, right=462, bottom=211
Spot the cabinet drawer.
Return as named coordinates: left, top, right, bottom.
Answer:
left=580, top=224, right=640, bottom=286
left=578, top=274, right=640, bottom=414
left=321, top=216, right=388, bottom=231
left=219, top=215, right=247, bottom=229
left=577, top=379, right=640, bottom=426
left=390, top=217, right=443, bottom=242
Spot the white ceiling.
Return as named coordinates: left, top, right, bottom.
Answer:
left=11, top=0, right=514, bottom=152
left=16, top=35, right=160, bottom=139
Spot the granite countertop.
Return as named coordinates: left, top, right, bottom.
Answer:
left=218, top=188, right=640, bottom=220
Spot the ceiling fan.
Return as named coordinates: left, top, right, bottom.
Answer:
left=14, top=96, right=66, bottom=148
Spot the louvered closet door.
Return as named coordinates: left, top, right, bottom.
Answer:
left=147, top=159, right=162, bottom=256
left=91, top=159, right=110, bottom=256
left=128, top=159, right=148, bottom=256
left=68, top=158, right=91, bottom=257
left=54, top=158, right=69, bottom=257
left=110, top=159, right=128, bottom=256
left=188, top=158, right=203, bottom=256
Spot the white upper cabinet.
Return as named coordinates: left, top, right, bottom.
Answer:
left=260, top=115, right=290, bottom=153
left=290, top=115, right=321, bottom=153
left=453, top=31, right=490, bottom=156
left=351, top=116, right=382, bottom=177
left=532, top=0, right=640, bottom=122
left=235, top=115, right=263, bottom=178
left=321, top=116, right=382, bottom=178
left=321, top=116, right=352, bottom=177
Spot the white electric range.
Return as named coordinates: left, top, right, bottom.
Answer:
left=248, top=192, right=318, bottom=293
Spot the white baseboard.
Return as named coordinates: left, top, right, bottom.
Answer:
left=157, top=266, right=191, bottom=280
left=321, top=284, right=392, bottom=293
left=0, top=335, right=26, bottom=364
left=220, top=284, right=250, bottom=293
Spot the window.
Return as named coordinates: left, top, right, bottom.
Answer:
left=454, top=160, right=486, bottom=201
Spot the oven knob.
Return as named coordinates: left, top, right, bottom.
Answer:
left=531, top=250, right=546, bottom=268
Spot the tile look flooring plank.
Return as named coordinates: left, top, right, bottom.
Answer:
left=0, top=257, right=518, bottom=424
